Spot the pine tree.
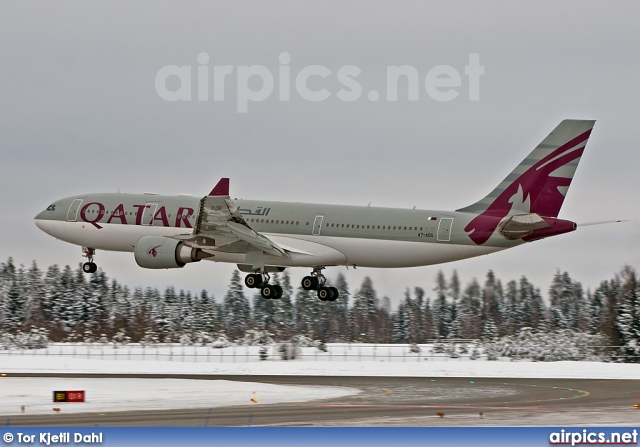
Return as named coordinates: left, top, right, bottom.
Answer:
left=276, top=272, right=296, bottom=338
left=502, top=279, right=519, bottom=335
left=592, top=279, right=621, bottom=345
left=457, top=278, right=482, bottom=338
left=449, top=270, right=460, bottom=302
left=587, top=289, right=606, bottom=335
left=334, top=273, right=351, bottom=340
left=350, top=277, right=379, bottom=342
left=2, top=260, right=25, bottom=331
left=482, top=270, right=503, bottom=334
left=482, top=316, right=498, bottom=341
left=222, top=270, right=251, bottom=340
left=85, top=268, right=109, bottom=334
left=614, top=267, right=640, bottom=363
left=22, top=261, right=46, bottom=329
left=423, top=298, right=435, bottom=340
left=295, top=286, right=318, bottom=337
left=391, top=300, right=408, bottom=343
left=413, top=287, right=426, bottom=342
left=549, top=271, right=586, bottom=330
left=433, top=270, right=450, bottom=338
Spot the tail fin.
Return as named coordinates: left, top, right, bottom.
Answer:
left=457, top=119, right=595, bottom=217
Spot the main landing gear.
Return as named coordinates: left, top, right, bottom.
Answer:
left=244, top=266, right=339, bottom=302
left=301, top=267, right=339, bottom=302
left=244, top=272, right=283, bottom=299
left=81, top=247, right=97, bottom=274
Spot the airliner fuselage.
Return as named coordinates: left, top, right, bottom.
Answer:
left=35, top=193, right=511, bottom=269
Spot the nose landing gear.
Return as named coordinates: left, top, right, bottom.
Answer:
left=82, top=247, right=97, bottom=274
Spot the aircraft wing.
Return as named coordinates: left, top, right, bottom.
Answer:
left=178, top=178, right=286, bottom=257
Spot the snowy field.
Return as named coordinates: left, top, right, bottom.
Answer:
left=1, top=342, right=638, bottom=379
left=1, top=343, right=639, bottom=421
left=0, top=377, right=358, bottom=416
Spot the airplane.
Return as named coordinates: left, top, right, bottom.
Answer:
left=35, top=119, right=595, bottom=301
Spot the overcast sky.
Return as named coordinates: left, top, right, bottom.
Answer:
left=2, top=1, right=639, bottom=303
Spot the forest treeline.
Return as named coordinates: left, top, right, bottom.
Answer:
left=0, top=257, right=639, bottom=361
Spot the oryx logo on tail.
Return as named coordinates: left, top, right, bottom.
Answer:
left=457, top=120, right=595, bottom=245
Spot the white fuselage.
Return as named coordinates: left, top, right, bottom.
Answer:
left=34, top=193, right=517, bottom=269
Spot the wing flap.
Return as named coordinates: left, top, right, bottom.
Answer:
left=226, top=221, right=286, bottom=257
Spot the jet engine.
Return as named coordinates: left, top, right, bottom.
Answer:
left=134, top=236, right=211, bottom=269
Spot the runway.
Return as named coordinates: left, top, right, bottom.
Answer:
left=5, top=374, right=640, bottom=426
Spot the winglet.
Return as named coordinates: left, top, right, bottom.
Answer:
left=209, top=178, right=230, bottom=196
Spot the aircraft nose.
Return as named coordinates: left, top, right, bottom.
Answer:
left=34, top=209, right=49, bottom=220
left=34, top=216, right=51, bottom=234
left=34, top=209, right=56, bottom=234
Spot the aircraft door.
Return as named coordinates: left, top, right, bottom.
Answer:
left=437, top=217, right=453, bottom=242
left=142, top=203, right=158, bottom=225
left=312, top=215, right=324, bottom=235
left=66, top=199, right=83, bottom=222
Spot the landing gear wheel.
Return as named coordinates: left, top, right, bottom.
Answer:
left=245, top=274, right=263, bottom=289
left=261, top=284, right=277, bottom=299
left=328, top=287, right=339, bottom=301
left=82, top=247, right=97, bottom=273
left=272, top=285, right=283, bottom=299
left=302, top=276, right=319, bottom=290
left=317, top=287, right=333, bottom=301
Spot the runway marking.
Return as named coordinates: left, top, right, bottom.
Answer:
left=310, top=403, right=556, bottom=411
left=460, top=380, right=591, bottom=406
left=312, top=381, right=591, bottom=410
left=329, top=386, right=393, bottom=402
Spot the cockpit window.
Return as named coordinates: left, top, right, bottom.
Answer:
left=46, top=204, right=56, bottom=212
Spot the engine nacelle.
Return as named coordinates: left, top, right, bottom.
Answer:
left=134, top=236, right=211, bottom=269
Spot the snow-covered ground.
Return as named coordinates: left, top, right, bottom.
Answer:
left=1, top=343, right=639, bottom=421
left=0, top=377, right=358, bottom=416
left=1, top=342, right=638, bottom=379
